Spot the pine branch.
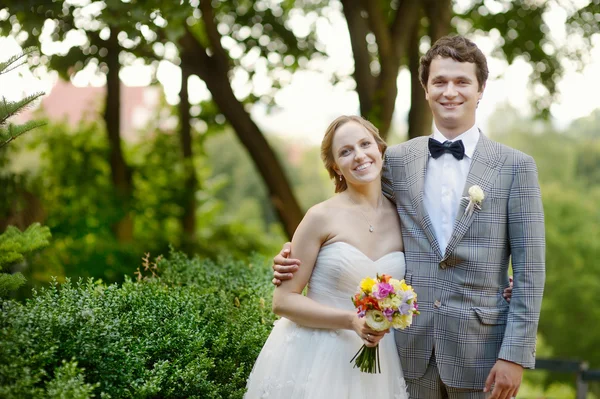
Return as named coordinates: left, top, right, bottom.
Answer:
left=0, top=272, right=26, bottom=298
left=0, top=47, right=46, bottom=148
left=0, top=47, right=49, bottom=297
left=0, top=223, right=52, bottom=271
left=0, top=120, right=47, bottom=149
left=0, top=92, right=45, bottom=127
left=0, top=46, right=38, bottom=76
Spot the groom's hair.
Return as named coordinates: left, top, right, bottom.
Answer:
left=321, top=115, right=387, bottom=193
left=419, top=35, right=489, bottom=92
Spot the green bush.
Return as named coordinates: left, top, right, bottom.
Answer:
left=0, top=251, right=276, bottom=398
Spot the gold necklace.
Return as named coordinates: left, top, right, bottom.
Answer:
left=347, top=194, right=383, bottom=233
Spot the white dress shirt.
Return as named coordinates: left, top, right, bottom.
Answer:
left=423, top=124, right=480, bottom=255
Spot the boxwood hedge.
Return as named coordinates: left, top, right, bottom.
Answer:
left=0, top=251, right=276, bottom=398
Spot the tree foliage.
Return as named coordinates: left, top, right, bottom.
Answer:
left=0, top=0, right=139, bottom=241
left=0, top=117, right=283, bottom=297
left=1, top=0, right=598, bottom=235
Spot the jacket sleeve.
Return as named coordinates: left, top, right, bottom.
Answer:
left=498, top=154, right=546, bottom=368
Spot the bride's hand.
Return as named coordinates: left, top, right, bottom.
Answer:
left=351, top=316, right=389, bottom=347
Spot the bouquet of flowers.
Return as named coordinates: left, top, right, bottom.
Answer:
left=350, top=273, right=419, bottom=373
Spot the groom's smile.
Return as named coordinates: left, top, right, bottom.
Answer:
left=441, top=102, right=463, bottom=109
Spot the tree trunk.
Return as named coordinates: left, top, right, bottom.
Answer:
left=181, top=31, right=303, bottom=239
left=407, top=0, right=452, bottom=138
left=178, top=62, right=197, bottom=247
left=408, top=16, right=432, bottom=139
left=424, top=0, right=452, bottom=44
left=104, top=27, right=133, bottom=241
left=207, top=75, right=303, bottom=239
left=341, top=0, right=375, bottom=118
left=372, top=70, right=398, bottom=141
left=343, top=0, right=420, bottom=140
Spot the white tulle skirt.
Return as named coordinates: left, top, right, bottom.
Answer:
left=244, top=318, right=409, bottom=399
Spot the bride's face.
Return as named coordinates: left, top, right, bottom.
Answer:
left=332, top=121, right=383, bottom=187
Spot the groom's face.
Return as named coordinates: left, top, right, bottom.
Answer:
left=425, top=56, right=485, bottom=137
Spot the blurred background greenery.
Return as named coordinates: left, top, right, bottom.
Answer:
left=0, top=0, right=599, bottom=397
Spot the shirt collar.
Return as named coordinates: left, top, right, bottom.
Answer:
left=432, top=124, right=480, bottom=159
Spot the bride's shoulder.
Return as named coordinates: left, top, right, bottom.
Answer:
left=306, top=197, right=344, bottom=220
left=295, top=199, right=341, bottom=243
left=302, top=197, right=348, bottom=228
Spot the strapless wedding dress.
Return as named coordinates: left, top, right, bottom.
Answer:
left=244, top=241, right=409, bottom=399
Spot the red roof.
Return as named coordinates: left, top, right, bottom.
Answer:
left=16, top=79, right=160, bottom=141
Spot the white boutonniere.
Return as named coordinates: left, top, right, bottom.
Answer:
left=463, top=185, right=485, bottom=217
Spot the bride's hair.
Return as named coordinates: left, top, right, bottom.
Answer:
left=321, top=115, right=387, bottom=193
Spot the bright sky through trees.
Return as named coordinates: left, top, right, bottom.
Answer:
left=0, top=1, right=599, bottom=143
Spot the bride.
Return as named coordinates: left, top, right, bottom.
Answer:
left=244, top=115, right=410, bottom=398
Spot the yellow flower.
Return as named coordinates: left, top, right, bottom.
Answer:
left=360, top=277, right=377, bottom=293
left=390, top=278, right=402, bottom=291
left=382, top=296, right=401, bottom=309
left=392, top=279, right=411, bottom=292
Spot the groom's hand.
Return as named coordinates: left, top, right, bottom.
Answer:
left=484, top=359, right=523, bottom=399
left=271, top=242, right=301, bottom=286
left=502, top=277, right=514, bottom=303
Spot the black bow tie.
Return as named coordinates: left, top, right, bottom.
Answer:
left=428, top=138, right=465, bottom=160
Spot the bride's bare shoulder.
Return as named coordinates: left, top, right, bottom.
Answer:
left=294, top=197, right=343, bottom=243
left=303, top=196, right=345, bottom=224
left=310, top=196, right=345, bottom=214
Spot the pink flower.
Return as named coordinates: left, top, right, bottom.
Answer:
left=373, top=282, right=394, bottom=300
left=383, top=307, right=395, bottom=321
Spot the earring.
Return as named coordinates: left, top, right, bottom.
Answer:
left=339, top=175, right=343, bottom=181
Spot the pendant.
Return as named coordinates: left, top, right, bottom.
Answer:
left=369, top=225, right=374, bottom=233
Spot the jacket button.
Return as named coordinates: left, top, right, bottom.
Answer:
left=434, top=300, right=441, bottom=308
left=440, top=261, right=447, bottom=269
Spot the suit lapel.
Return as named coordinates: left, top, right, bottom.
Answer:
left=405, top=139, right=443, bottom=258
left=442, top=134, right=506, bottom=260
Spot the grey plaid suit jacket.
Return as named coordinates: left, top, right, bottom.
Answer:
left=382, top=133, right=545, bottom=390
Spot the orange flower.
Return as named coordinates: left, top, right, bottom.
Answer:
left=361, top=296, right=381, bottom=311
left=352, top=293, right=363, bottom=307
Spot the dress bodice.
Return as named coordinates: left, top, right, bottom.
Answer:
left=307, top=241, right=406, bottom=311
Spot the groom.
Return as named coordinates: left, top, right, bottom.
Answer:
left=273, top=35, right=545, bottom=398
